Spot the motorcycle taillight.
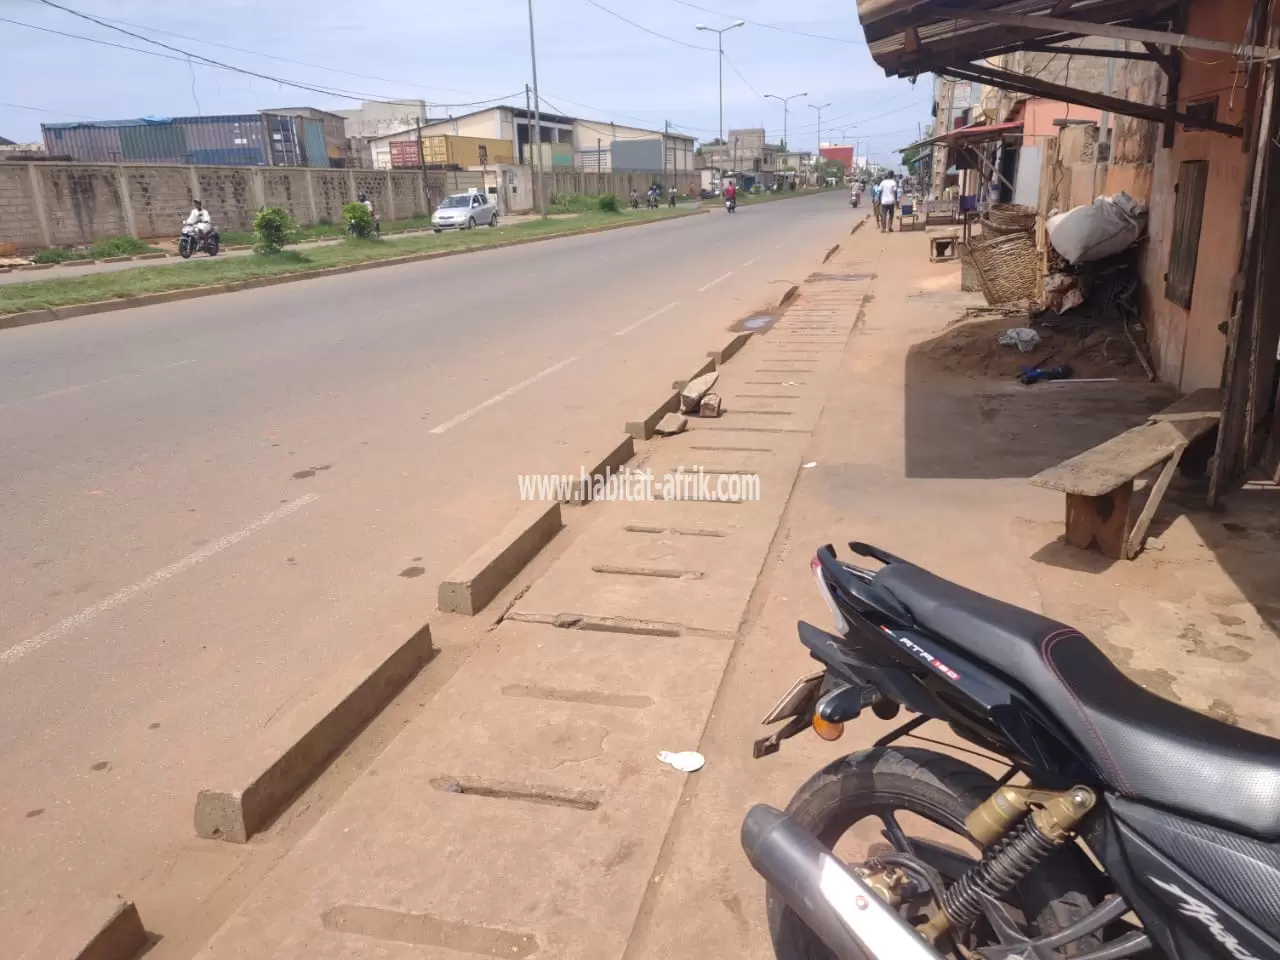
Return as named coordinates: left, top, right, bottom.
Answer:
left=811, top=556, right=849, bottom=634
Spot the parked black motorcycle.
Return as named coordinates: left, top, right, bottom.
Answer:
left=744, top=541, right=1280, bottom=960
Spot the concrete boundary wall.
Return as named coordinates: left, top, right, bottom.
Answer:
left=1, top=162, right=433, bottom=250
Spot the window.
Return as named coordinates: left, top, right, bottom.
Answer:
left=1165, top=159, right=1209, bottom=309
left=1184, top=97, right=1219, bottom=131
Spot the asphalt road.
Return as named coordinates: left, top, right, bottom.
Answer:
left=0, top=191, right=853, bottom=949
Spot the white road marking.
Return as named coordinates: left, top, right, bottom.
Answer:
left=743, top=255, right=763, bottom=267
left=0, top=359, right=199, bottom=411
left=615, top=301, right=679, bottom=336
left=698, top=272, right=733, bottom=292
left=429, top=357, right=578, bottom=435
left=1, top=494, right=319, bottom=668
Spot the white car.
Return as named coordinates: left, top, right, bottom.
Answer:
left=432, top=191, right=498, bottom=232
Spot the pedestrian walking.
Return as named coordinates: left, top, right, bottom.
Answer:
left=871, top=180, right=883, bottom=228
left=877, top=173, right=899, bottom=233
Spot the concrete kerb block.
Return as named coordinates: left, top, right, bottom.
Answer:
left=851, top=215, right=868, bottom=235
left=672, top=357, right=716, bottom=391
left=823, top=243, right=840, bottom=263
left=100, top=255, right=132, bottom=263
left=626, top=391, right=681, bottom=440
left=707, top=331, right=753, bottom=369
left=193, top=624, right=433, bottom=843
left=778, top=285, right=800, bottom=308
left=438, top=503, right=563, bottom=615
left=565, top=435, right=636, bottom=505
left=133, top=252, right=167, bottom=260
left=61, top=896, right=148, bottom=960
left=0, top=308, right=59, bottom=330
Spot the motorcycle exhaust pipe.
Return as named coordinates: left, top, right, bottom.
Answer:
left=741, top=804, right=945, bottom=960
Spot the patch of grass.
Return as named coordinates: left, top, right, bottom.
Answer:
left=30, top=235, right=162, bottom=263
left=0, top=208, right=694, bottom=315
left=548, top=194, right=600, bottom=214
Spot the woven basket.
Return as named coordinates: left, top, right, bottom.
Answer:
left=979, top=216, right=1030, bottom=238
left=967, top=231, right=1040, bottom=305
left=985, top=202, right=1038, bottom=231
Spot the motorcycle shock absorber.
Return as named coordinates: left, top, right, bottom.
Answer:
left=919, top=785, right=1096, bottom=941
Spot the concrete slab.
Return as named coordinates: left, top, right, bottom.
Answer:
left=438, top=503, right=563, bottom=615
left=18, top=896, right=147, bottom=960
left=194, top=623, right=434, bottom=843
left=194, top=621, right=733, bottom=960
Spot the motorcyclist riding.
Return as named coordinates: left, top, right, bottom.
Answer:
left=185, top=200, right=213, bottom=240
left=723, top=181, right=737, bottom=211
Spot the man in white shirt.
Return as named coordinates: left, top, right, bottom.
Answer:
left=877, top=175, right=898, bottom=232
left=185, top=200, right=212, bottom=238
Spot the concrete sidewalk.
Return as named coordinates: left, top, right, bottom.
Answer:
left=184, top=222, right=1280, bottom=959
left=184, top=224, right=877, bottom=959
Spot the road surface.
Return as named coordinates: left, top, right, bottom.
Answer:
left=0, top=191, right=852, bottom=950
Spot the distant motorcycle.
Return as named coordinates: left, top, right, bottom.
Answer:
left=178, top=222, right=220, bottom=258
left=725, top=196, right=737, bottom=213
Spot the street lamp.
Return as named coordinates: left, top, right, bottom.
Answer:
left=696, top=20, right=745, bottom=146
left=809, top=102, right=829, bottom=182
left=764, top=91, right=807, bottom=152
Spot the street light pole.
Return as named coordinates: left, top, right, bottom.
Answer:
left=764, top=91, right=807, bottom=152
left=527, top=0, right=546, bottom=218
left=696, top=20, right=745, bottom=146
left=809, top=102, right=829, bottom=183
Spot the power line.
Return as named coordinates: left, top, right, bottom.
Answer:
left=723, top=52, right=763, bottom=98
left=665, top=0, right=866, bottom=45
left=85, top=11, right=490, bottom=98
left=0, top=99, right=99, bottom=121
left=580, top=0, right=716, bottom=51
left=25, top=0, right=519, bottom=108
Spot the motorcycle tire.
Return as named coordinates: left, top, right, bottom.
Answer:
left=207, top=238, right=219, bottom=256
left=767, top=747, right=1103, bottom=960
left=179, top=239, right=193, bottom=259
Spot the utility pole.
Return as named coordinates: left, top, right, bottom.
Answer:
left=525, top=84, right=534, bottom=209
left=695, top=19, right=745, bottom=149
left=596, top=136, right=602, bottom=195
left=526, top=0, right=546, bottom=218
left=664, top=120, right=670, bottom=191
left=764, top=92, right=806, bottom=152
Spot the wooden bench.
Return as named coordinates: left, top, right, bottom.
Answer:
left=1029, top=388, right=1221, bottom=559
left=929, top=231, right=960, bottom=262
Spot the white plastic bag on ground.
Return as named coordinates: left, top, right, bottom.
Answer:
left=1047, top=192, right=1147, bottom=264
left=998, top=327, right=1041, bottom=352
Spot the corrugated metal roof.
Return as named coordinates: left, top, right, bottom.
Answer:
left=903, top=120, right=1023, bottom=151
left=43, top=114, right=263, bottom=130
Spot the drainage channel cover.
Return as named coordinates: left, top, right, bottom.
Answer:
left=732, top=313, right=777, bottom=333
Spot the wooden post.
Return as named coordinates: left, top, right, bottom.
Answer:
left=384, top=170, right=396, bottom=222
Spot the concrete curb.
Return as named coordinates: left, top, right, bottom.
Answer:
left=823, top=243, right=840, bottom=263
left=133, top=251, right=168, bottom=260
left=566, top=435, right=637, bottom=504
left=438, top=503, right=564, bottom=616
left=193, top=624, right=434, bottom=843
left=708, top=332, right=753, bottom=368
left=100, top=255, right=133, bottom=263
left=0, top=211, right=707, bottom=331
left=672, top=357, right=716, bottom=391
left=778, top=284, right=800, bottom=308
left=64, top=896, right=148, bottom=960
left=851, top=215, right=868, bottom=235
left=626, top=391, right=681, bottom=440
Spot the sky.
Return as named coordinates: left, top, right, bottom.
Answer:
left=0, top=0, right=932, bottom=166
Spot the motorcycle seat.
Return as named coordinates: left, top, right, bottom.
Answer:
left=873, top=560, right=1280, bottom=839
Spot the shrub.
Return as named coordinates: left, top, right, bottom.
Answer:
left=253, top=206, right=297, bottom=255
left=342, top=202, right=377, bottom=240
left=31, top=247, right=84, bottom=264
left=548, top=194, right=597, bottom=214
left=598, top=193, right=620, bottom=213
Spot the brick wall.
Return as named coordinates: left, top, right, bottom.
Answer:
left=262, top=169, right=311, bottom=223
left=40, top=166, right=129, bottom=246
left=311, top=170, right=348, bottom=223
left=389, top=171, right=422, bottom=218
left=0, top=165, right=41, bottom=249
left=195, top=167, right=256, bottom=231
left=127, top=167, right=193, bottom=239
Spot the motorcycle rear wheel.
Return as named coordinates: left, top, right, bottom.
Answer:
left=767, top=746, right=1103, bottom=960
left=207, top=238, right=219, bottom=256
